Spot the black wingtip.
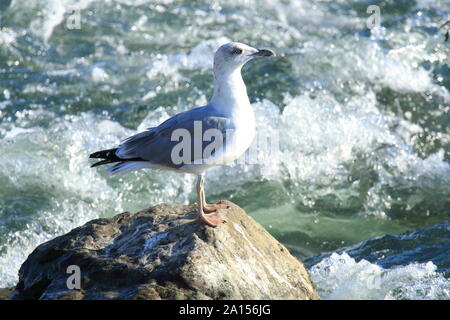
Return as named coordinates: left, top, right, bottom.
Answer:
left=90, top=151, right=104, bottom=159
left=89, top=148, right=118, bottom=159
left=89, top=151, right=100, bottom=159
left=90, top=159, right=113, bottom=168
left=89, top=147, right=146, bottom=168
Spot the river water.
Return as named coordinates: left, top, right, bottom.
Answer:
left=0, top=0, right=449, bottom=299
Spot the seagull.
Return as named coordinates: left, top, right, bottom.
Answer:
left=89, top=42, right=275, bottom=227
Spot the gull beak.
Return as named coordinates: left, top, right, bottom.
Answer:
left=249, top=48, right=275, bottom=58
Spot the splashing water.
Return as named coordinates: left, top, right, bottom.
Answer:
left=0, top=0, right=449, bottom=298
left=310, top=252, right=449, bottom=300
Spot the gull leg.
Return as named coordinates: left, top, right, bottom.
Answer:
left=200, top=177, right=229, bottom=213
left=197, top=175, right=224, bottom=227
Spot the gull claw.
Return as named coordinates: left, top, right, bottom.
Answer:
left=199, top=211, right=224, bottom=227
left=203, top=201, right=229, bottom=213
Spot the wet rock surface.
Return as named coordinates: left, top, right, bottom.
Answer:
left=14, top=201, right=319, bottom=300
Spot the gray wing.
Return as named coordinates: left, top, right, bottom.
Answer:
left=116, top=106, right=234, bottom=169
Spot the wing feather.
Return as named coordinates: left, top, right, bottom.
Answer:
left=116, top=106, right=234, bottom=169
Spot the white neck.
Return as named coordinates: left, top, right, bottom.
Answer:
left=209, top=64, right=251, bottom=113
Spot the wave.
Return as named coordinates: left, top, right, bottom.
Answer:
left=0, top=0, right=449, bottom=297
left=309, top=252, right=449, bottom=300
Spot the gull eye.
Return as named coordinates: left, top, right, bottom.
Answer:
left=231, top=48, right=243, bottom=55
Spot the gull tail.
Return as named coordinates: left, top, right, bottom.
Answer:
left=89, top=148, right=147, bottom=173
left=89, top=148, right=122, bottom=167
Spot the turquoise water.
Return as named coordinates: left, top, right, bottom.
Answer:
left=0, top=0, right=449, bottom=299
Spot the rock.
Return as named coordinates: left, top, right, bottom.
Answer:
left=0, top=288, right=15, bottom=300
left=14, top=201, right=319, bottom=300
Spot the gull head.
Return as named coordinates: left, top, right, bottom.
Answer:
left=213, top=42, right=275, bottom=72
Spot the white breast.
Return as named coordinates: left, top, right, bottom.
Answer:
left=217, top=102, right=256, bottom=165
left=197, top=63, right=257, bottom=168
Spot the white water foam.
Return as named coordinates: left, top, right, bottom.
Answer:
left=1, top=0, right=449, bottom=295
left=309, top=252, right=450, bottom=300
left=145, top=36, right=231, bottom=81
left=8, top=0, right=94, bottom=41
